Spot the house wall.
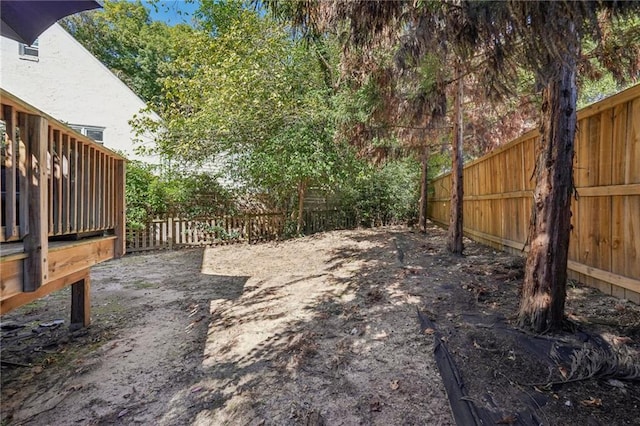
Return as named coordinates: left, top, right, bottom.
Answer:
left=0, top=23, right=159, bottom=163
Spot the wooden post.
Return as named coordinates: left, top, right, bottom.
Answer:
left=114, top=159, right=126, bottom=257
left=168, top=217, right=174, bottom=250
left=71, top=272, right=91, bottom=328
left=24, top=115, right=49, bottom=291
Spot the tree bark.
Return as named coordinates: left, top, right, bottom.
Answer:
left=448, top=63, right=464, bottom=254
left=518, top=52, right=578, bottom=332
left=296, top=180, right=307, bottom=234
left=419, top=144, right=429, bottom=233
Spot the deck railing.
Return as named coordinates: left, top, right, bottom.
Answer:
left=1, top=89, right=126, bottom=290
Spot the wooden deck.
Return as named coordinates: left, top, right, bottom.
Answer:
left=1, top=88, right=126, bottom=326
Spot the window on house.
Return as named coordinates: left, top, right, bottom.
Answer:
left=69, top=125, right=105, bottom=144
left=18, top=39, right=39, bottom=61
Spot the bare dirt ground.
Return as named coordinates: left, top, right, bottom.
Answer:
left=1, top=224, right=639, bottom=425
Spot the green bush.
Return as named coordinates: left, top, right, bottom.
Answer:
left=332, top=156, right=420, bottom=227
left=125, top=161, right=235, bottom=229
left=125, top=161, right=166, bottom=230
left=161, top=171, right=236, bottom=218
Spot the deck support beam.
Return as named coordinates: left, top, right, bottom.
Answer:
left=70, top=273, right=91, bottom=328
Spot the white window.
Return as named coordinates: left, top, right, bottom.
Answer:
left=69, top=125, right=106, bottom=144
left=19, top=39, right=39, bottom=61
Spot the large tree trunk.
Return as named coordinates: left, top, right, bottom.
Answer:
left=448, top=64, right=464, bottom=254
left=418, top=145, right=429, bottom=233
left=518, top=54, right=578, bottom=332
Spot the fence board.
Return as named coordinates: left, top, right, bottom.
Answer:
left=428, top=84, right=640, bottom=301
left=628, top=98, right=640, bottom=183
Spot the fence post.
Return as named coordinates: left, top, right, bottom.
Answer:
left=168, top=217, right=173, bottom=250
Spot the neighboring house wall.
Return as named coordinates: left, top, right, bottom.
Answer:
left=0, top=23, right=159, bottom=163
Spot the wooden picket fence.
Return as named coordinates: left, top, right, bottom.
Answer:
left=428, top=84, right=640, bottom=303
left=302, top=208, right=357, bottom=235
left=126, top=209, right=357, bottom=253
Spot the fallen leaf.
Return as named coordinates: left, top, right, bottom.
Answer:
left=611, top=336, right=632, bottom=346
left=118, top=409, right=129, bottom=418
left=423, top=328, right=435, bottom=335
left=390, top=380, right=400, bottom=390
left=580, top=397, right=602, bottom=407
left=473, top=340, right=481, bottom=349
left=32, top=366, right=43, bottom=374
left=559, top=366, right=568, bottom=379
left=370, top=400, right=382, bottom=412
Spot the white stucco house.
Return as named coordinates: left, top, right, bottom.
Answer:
left=0, top=22, right=160, bottom=163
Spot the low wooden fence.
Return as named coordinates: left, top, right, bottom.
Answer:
left=428, top=84, right=640, bottom=303
left=302, top=208, right=357, bottom=235
left=126, top=209, right=357, bottom=253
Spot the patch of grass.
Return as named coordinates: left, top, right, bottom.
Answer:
left=92, top=299, right=126, bottom=316
left=131, top=280, right=157, bottom=290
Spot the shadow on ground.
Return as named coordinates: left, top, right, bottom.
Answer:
left=2, top=226, right=639, bottom=426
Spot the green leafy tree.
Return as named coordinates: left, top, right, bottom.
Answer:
left=137, top=1, right=358, bottom=232
left=60, top=0, right=194, bottom=105
left=266, top=0, right=640, bottom=332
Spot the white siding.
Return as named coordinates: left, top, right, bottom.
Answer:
left=0, top=23, right=159, bottom=163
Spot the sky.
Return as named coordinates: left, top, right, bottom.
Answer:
left=141, top=1, right=199, bottom=26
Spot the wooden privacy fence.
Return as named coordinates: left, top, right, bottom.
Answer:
left=428, top=84, right=640, bottom=303
left=126, top=209, right=357, bottom=252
